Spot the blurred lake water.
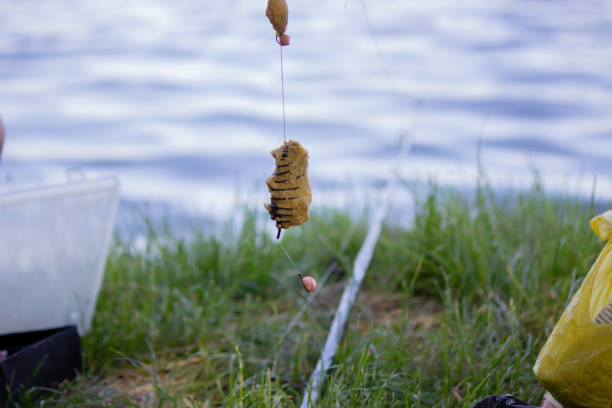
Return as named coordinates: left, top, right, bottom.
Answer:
left=0, top=0, right=611, bottom=225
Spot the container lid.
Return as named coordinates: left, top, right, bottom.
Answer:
left=0, top=176, right=119, bottom=335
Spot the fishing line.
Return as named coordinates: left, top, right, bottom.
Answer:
left=354, top=0, right=424, bottom=184
left=271, top=258, right=336, bottom=375
left=272, top=220, right=359, bottom=374
left=279, top=240, right=303, bottom=282
left=358, top=0, right=395, bottom=93
left=279, top=43, right=287, bottom=143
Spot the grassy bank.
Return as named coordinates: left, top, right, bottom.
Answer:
left=15, top=182, right=607, bottom=407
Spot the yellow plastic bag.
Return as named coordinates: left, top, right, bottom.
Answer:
left=534, top=210, right=612, bottom=408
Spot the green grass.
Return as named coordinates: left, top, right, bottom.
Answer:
left=10, top=181, right=608, bottom=407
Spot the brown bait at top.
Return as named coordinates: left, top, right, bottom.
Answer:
left=266, top=0, right=288, bottom=38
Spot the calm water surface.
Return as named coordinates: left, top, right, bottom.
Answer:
left=0, top=0, right=611, bottom=223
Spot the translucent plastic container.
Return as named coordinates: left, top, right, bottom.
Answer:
left=0, top=175, right=119, bottom=335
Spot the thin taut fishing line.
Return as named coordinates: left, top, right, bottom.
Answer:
left=280, top=44, right=287, bottom=142
left=276, top=36, right=300, bottom=282
left=279, top=240, right=304, bottom=282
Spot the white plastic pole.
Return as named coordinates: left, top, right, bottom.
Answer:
left=300, top=199, right=387, bottom=408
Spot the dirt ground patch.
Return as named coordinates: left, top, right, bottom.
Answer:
left=94, top=354, right=208, bottom=407
left=314, top=280, right=443, bottom=335
left=101, top=372, right=158, bottom=406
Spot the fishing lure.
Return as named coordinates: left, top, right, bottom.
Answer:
left=265, top=1, right=316, bottom=292
left=264, top=140, right=312, bottom=239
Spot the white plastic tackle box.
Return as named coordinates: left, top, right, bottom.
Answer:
left=0, top=175, right=119, bottom=403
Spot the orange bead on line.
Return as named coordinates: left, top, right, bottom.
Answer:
left=277, top=34, right=290, bottom=46
left=302, top=276, right=317, bottom=292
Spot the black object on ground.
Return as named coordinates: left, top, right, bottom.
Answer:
left=472, top=394, right=539, bottom=408
left=0, top=326, right=81, bottom=405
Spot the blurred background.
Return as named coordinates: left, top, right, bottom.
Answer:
left=0, top=0, right=610, bottom=227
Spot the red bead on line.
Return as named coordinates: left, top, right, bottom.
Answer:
left=302, top=276, right=317, bottom=292
left=276, top=34, right=290, bottom=46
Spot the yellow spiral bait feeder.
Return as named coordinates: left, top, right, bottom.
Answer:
left=264, top=140, right=312, bottom=239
